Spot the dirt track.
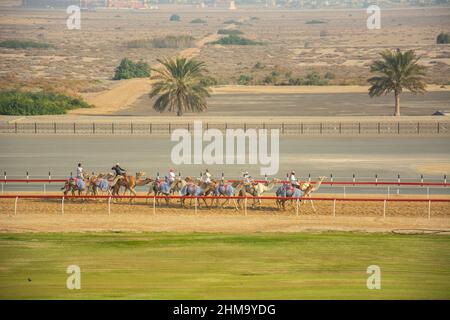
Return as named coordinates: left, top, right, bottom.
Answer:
left=1, top=197, right=449, bottom=233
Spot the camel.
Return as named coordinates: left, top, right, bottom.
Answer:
left=233, top=178, right=280, bottom=208
left=112, top=172, right=153, bottom=202
left=61, top=173, right=91, bottom=197
left=301, top=176, right=327, bottom=212
left=276, top=176, right=326, bottom=211
left=179, top=177, right=216, bottom=209
left=213, top=181, right=243, bottom=210
left=146, top=176, right=175, bottom=206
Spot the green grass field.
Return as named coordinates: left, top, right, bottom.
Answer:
left=0, top=232, right=449, bottom=299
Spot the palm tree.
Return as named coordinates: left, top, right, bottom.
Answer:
left=149, top=57, right=210, bottom=116
left=368, top=49, right=427, bottom=116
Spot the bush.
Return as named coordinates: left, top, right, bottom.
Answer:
left=127, top=36, right=195, bottom=49
left=437, top=32, right=449, bottom=44
left=113, top=58, right=150, bottom=80
left=324, top=71, right=335, bottom=80
left=303, top=71, right=328, bottom=85
left=217, top=29, right=243, bottom=35
left=0, top=90, right=91, bottom=115
left=319, top=30, right=328, bottom=37
left=191, top=18, right=206, bottom=24
left=224, top=19, right=243, bottom=25
left=305, top=19, right=325, bottom=24
left=170, top=14, right=180, bottom=21
left=0, top=39, right=53, bottom=49
left=253, top=62, right=265, bottom=69
left=199, top=76, right=218, bottom=87
left=237, top=74, right=253, bottom=85
left=210, top=35, right=263, bottom=46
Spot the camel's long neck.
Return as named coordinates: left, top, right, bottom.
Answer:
left=314, top=179, right=324, bottom=191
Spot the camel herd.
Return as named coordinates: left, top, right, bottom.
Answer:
left=61, top=172, right=327, bottom=211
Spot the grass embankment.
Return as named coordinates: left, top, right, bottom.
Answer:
left=0, top=232, right=448, bottom=299
left=0, top=91, right=91, bottom=115
left=0, top=39, right=53, bottom=49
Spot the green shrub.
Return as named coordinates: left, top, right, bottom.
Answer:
left=224, top=19, right=243, bottom=25
left=324, top=71, right=335, bottom=80
left=127, top=36, right=195, bottom=49
left=237, top=74, right=253, bottom=85
left=113, top=58, right=150, bottom=80
left=437, top=32, right=449, bottom=44
left=253, top=62, right=265, bottom=69
left=305, top=19, right=325, bottom=24
left=0, top=90, right=91, bottom=115
left=170, top=14, right=180, bottom=21
left=217, top=29, right=243, bottom=35
left=199, top=76, right=218, bottom=87
left=0, top=39, right=53, bottom=49
left=210, top=35, right=263, bottom=46
left=191, top=18, right=206, bottom=24
left=303, top=71, right=328, bottom=85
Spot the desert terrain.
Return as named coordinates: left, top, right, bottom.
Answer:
left=0, top=6, right=449, bottom=114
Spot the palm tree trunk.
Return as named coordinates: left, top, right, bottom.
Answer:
left=394, top=92, right=400, bottom=116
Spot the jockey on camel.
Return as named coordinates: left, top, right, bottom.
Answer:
left=111, top=163, right=127, bottom=187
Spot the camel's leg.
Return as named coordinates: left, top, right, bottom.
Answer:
left=310, top=198, right=316, bottom=212
left=232, top=198, right=239, bottom=211
left=221, top=197, right=230, bottom=208
left=129, top=188, right=137, bottom=203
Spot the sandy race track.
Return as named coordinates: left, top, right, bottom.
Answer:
left=1, top=196, right=449, bottom=233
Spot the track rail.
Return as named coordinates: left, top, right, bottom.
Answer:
left=1, top=194, right=449, bottom=202
left=1, top=179, right=449, bottom=187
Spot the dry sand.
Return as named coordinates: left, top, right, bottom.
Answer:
left=77, top=31, right=226, bottom=115
left=1, top=197, right=449, bottom=233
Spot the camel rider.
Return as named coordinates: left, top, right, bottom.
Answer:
left=168, top=168, right=176, bottom=185
left=290, top=171, right=300, bottom=189
left=242, top=171, right=254, bottom=185
left=203, top=169, right=212, bottom=184
left=76, top=163, right=84, bottom=180
left=111, top=163, right=126, bottom=186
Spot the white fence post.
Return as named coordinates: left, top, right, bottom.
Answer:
left=383, top=200, right=386, bottom=219
left=61, top=196, right=64, bottom=214
left=244, top=197, right=247, bottom=216
left=333, top=199, right=336, bottom=218
left=14, top=196, right=18, bottom=216
left=153, top=195, right=156, bottom=215
left=295, top=198, right=299, bottom=216
left=194, top=196, right=198, bottom=214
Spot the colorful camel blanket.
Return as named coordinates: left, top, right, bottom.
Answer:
left=98, top=179, right=110, bottom=192
left=76, top=179, right=86, bottom=190
left=276, top=184, right=303, bottom=198
left=181, top=183, right=203, bottom=196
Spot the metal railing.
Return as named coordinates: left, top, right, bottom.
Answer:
left=1, top=121, right=448, bottom=135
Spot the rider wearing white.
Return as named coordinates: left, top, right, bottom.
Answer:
left=168, top=168, right=176, bottom=184
left=243, top=171, right=253, bottom=185
left=203, top=169, right=212, bottom=183
left=76, top=163, right=84, bottom=180
left=290, top=171, right=300, bottom=188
